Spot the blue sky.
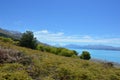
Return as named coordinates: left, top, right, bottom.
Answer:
left=0, top=0, right=120, bottom=46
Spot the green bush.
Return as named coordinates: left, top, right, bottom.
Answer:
left=0, top=71, right=32, bottom=80
left=0, top=37, right=14, bottom=43
left=58, top=49, right=74, bottom=57
left=0, top=63, right=32, bottom=80
left=80, top=51, right=91, bottom=60
left=36, top=44, right=45, bottom=52
left=37, top=44, right=78, bottom=57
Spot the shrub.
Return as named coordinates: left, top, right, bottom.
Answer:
left=0, top=71, right=32, bottom=80
left=0, top=63, right=32, bottom=80
left=80, top=51, right=91, bottom=60
left=0, top=37, right=14, bottom=43
left=36, top=44, right=45, bottom=52
left=0, top=48, right=32, bottom=65
left=58, top=49, right=72, bottom=57
left=57, top=68, right=72, bottom=80
left=102, top=62, right=114, bottom=68
left=37, top=45, right=78, bottom=57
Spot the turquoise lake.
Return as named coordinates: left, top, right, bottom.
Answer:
left=70, top=48, right=120, bottom=63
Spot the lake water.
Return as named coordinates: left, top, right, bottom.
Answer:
left=70, top=48, right=120, bottom=63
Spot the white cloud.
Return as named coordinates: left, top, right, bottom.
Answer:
left=82, top=35, right=92, bottom=39
left=34, top=30, right=120, bottom=46
left=35, top=30, right=48, bottom=34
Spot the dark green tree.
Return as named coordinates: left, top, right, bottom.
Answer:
left=20, top=31, right=37, bottom=49
left=80, top=51, right=91, bottom=60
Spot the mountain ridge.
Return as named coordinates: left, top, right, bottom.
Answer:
left=64, top=44, right=120, bottom=51
left=0, top=28, right=22, bottom=40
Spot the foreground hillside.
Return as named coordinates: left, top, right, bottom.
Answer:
left=0, top=41, right=120, bottom=80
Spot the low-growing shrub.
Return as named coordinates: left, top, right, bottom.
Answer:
left=0, top=48, right=32, bottom=65
left=0, top=37, right=14, bottom=44
left=0, top=71, right=32, bottom=80
left=0, top=63, right=32, bottom=80
left=80, top=51, right=91, bottom=60
left=37, top=44, right=78, bottom=57
left=102, top=62, right=114, bottom=68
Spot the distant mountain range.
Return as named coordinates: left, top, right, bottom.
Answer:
left=0, top=28, right=22, bottom=40
left=64, top=44, right=120, bottom=51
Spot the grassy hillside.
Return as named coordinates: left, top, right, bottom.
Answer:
left=0, top=39, right=120, bottom=80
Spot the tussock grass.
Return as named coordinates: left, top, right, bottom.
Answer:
left=0, top=41, right=120, bottom=80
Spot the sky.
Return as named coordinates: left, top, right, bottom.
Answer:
left=0, top=0, right=120, bottom=46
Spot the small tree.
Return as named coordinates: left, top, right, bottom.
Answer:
left=20, top=31, right=37, bottom=49
left=80, top=51, right=91, bottom=60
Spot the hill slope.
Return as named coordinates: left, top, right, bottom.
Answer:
left=0, top=28, right=22, bottom=40
left=0, top=40, right=120, bottom=80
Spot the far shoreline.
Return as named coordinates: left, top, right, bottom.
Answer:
left=70, top=48, right=120, bottom=52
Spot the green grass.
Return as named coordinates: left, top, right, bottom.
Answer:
left=0, top=40, right=120, bottom=80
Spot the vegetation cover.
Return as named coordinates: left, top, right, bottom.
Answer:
left=0, top=36, right=120, bottom=80
left=37, top=44, right=78, bottom=57
left=80, top=51, right=91, bottom=60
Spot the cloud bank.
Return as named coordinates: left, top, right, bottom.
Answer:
left=34, top=30, right=120, bottom=46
